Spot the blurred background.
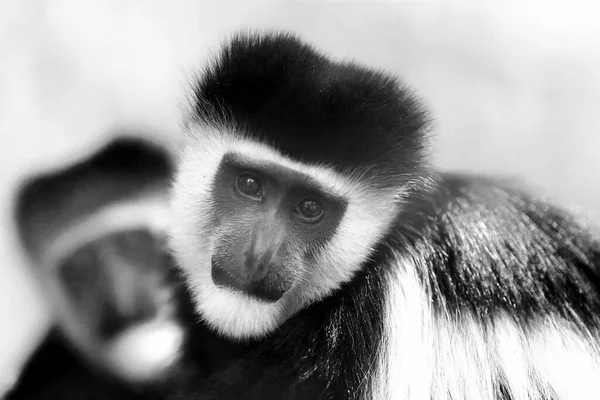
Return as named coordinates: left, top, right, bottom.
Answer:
left=1, top=0, right=600, bottom=392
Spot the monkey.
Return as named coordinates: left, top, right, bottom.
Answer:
left=8, top=32, right=600, bottom=400
left=11, top=138, right=186, bottom=399
left=164, top=31, right=600, bottom=400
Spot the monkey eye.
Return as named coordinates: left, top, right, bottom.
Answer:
left=235, top=173, right=263, bottom=200
left=295, top=198, right=324, bottom=223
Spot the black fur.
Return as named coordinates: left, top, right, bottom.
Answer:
left=7, top=332, right=165, bottom=400
left=187, top=30, right=597, bottom=332
left=165, top=175, right=600, bottom=400
left=10, top=138, right=177, bottom=399
left=192, top=31, right=430, bottom=187
left=10, top=32, right=600, bottom=400
left=26, top=171, right=596, bottom=399
left=174, top=31, right=600, bottom=400
left=389, top=174, right=600, bottom=328
left=165, top=259, right=388, bottom=400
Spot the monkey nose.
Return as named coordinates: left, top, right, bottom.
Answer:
left=247, top=283, right=286, bottom=302
left=211, top=260, right=286, bottom=303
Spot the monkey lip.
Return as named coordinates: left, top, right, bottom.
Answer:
left=211, top=264, right=285, bottom=303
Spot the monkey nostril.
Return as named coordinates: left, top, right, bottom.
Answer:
left=253, top=261, right=271, bottom=280
left=211, top=258, right=288, bottom=303
left=211, top=260, right=243, bottom=291
left=247, top=284, right=286, bottom=302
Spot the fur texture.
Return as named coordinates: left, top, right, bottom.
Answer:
left=12, top=137, right=182, bottom=393
left=43, top=196, right=170, bottom=269
left=189, top=31, right=430, bottom=188
left=372, top=176, right=600, bottom=400
left=170, top=128, right=403, bottom=340
left=166, top=31, right=600, bottom=400
left=170, top=174, right=600, bottom=400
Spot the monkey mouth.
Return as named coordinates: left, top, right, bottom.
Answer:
left=211, top=262, right=286, bottom=303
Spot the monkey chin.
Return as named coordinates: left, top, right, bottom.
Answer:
left=193, top=281, right=292, bottom=342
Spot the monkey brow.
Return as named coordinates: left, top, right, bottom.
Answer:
left=221, top=151, right=344, bottom=201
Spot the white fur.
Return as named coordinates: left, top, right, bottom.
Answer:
left=178, top=263, right=286, bottom=339
left=372, top=253, right=600, bottom=400
left=39, top=194, right=171, bottom=340
left=42, top=194, right=170, bottom=269
left=105, top=318, right=184, bottom=383
left=169, top=125, right=402, bottom=340
left=370, top=254, right=434, bottom=400
left=34, top=194, right=182, bottom=384
left=169, top=124, right=600, bottom=398
left=170, top=125, right=600, bottom=397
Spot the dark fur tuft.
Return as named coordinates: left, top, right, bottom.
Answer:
left=191, top=31, right=430, bottom=185
left=388, top=173, right=600, bottom=329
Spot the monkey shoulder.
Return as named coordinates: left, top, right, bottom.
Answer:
left=387, top=172, right=600, bottom=325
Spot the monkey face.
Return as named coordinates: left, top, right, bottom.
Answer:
left=170, top=129, right=402, bottom=341
left=207, top=152, right=348, bottom=303
left=43, top=202, right=185, bottom=385
left=170, top=31, right=429, bottom=341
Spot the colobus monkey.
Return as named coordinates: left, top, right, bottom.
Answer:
left=167, top=32, right=600, bottom=400
left=13, top=138, right=185, bottom=398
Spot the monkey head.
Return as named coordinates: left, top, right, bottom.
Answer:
left=169, top=32, right=431, bottom=341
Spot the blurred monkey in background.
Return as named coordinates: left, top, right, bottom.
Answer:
left=12, top=138, right=185, bottom=399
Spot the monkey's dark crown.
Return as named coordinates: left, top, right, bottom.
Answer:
left=192, top=31, right=430, bottom=185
